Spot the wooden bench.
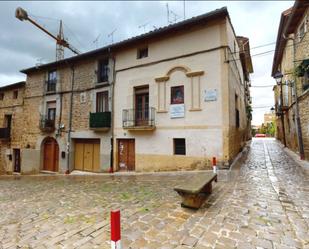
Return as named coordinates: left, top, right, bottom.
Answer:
left=174, top=172, right=217, bottom=209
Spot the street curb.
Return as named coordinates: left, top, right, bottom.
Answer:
left=283, top=147, right=309, bottom=175
left=274, top=140, right=309, bottom=175
left=229, top=140, right=251, bottom=171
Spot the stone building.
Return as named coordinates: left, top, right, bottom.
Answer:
left=0, top=81, right=25, bottom=174
left=272, top=0, right=309, bottom=159
left=4, top=7, right=252, bottom=174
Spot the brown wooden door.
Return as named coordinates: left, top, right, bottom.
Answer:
left=118, top=139, right=135, bottom=171
left=43, top=137, right=59, bottom=172
left=13, top=149, right=20, bottom=173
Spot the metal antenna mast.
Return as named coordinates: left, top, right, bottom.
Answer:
left=166, top=3, right=170, bottom=24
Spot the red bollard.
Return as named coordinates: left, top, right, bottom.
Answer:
left=111, top=210, right=121, bottom=249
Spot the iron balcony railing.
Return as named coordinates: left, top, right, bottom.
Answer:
left=40, top=115, right=55, bottom=132
left=123, top=107, right=155, bottom=128
left=45, top=80, right=57, bottom=92
left=89, top=112, right=111, bottom=129
left=0, top=127, right=10, bottom=139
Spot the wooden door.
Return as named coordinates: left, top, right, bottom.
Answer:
left=118, top=139, right=135, bottom=171
left=13, top=149, right=20, bottom=173
left=135, top=93, right=149, bottom=126
left=83, top=143, right=94, bottom=171
left=74, top=139, right=100, bottom=172
left=43, top=137, right=59, bottom=172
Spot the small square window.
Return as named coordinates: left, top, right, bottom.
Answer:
left=174, top=138, right=186, bottom=155
left=13, top=90, right=18, bottom=99
left=171, top=86, right=184, bottom=104
left=137, top=47, right=148, bottom=59
left=0, top=93, right=4, bottom=100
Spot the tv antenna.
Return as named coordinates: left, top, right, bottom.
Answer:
left=93, top=34, right=101, bottom=48
left=170, top=10, right=180, bottom=23
left=108, top=29, right=117, bottom=44
left=138, top=22, right=150, bottom=33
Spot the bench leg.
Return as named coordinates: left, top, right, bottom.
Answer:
left=178, top=193, right=207, bottom=209
left=202, top=182, right=212, bottom=194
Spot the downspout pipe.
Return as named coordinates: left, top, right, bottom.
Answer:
left=109, top=48, right=116, bottom=173
left=66, top=65, right=75, bottom=173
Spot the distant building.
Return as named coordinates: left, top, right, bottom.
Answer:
left=264, top=113, right=275, bottom=125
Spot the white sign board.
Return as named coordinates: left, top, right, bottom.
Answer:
left=170, top=104, right=185, bottom=118
left=204, top=89, right=217, bottom=102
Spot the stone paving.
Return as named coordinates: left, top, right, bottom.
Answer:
left=0, top=138, right=308, bottom=248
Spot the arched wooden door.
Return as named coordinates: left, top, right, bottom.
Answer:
left=43, top=137, right=59, bottom=172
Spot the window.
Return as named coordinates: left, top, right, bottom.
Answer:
left=46, top=101, right=56, bottom=121
left=174, top=138, right=186, bottom=155
left=171, top=86, right=184, bottom=104
left=47, top=70, right=57, bottom=92
left=96, top=91, right=109, bottom=112
left=303, top=71, right=309, bottom=91
left=98, top=59, right=109, bottom=83
left=0, top=93, right=4, bottom=100
left=13, top=90, right=18, bottom=99
left=137, top=47, right=148, bottom=59
left=4, top=115, right=12, bottom=129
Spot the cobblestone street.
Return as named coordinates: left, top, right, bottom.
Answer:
left=0, top=138, right=308, bottom=249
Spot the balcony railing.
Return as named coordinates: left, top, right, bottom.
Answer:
left=40, top=116, right=55, bottom=132
left=45, top=80, right=57, bottom=92
left=89, top=112, right=111, bottom=131
left=0, top=127, right=10, bottom=139
left=123, top=107, right=155, bottom=130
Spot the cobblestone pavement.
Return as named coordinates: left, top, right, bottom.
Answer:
left=0, top=138, right=308, bottom=249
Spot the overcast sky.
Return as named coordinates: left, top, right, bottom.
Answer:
left=0, top=1, right=293, bottom=125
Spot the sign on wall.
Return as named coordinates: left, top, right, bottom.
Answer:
left=204, top=89, right=217, bottom=102
left=170, top=104, right=185, bottom=118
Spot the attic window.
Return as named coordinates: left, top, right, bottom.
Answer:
left=137, top=47, right=148, bottom=59
left=13, top=90, right=18, bottom=99
left=0, top=93, right=4, bottom=100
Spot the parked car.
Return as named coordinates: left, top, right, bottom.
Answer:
left=255, top=133, right=266, bottom=138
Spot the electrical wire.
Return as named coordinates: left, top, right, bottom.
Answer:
left=250, top=85, right=275, bottom=88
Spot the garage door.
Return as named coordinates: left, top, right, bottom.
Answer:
left=74, top=139, right=100, bottom=172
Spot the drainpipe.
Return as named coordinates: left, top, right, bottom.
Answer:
left=109, top=49, right=116, bottom=173
left=66, top=65, right=75, bottom=173
left=279, top=80, right=287, bottom=147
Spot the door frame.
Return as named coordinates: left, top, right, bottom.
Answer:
left=13, top=148, right=21, bottom=173
left=117, top=138, right=135, bottom=171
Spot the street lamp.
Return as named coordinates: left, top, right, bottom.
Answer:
left=273, top=70, right=286, bottom=147
left=274, top=71, right=283, bottom=85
